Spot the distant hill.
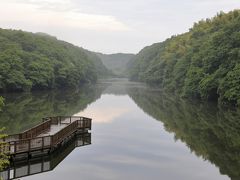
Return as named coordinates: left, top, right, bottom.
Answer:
left=96, top=53, right=135, bottom=77
left=0, top=28, right=110, bottom=92
left=83, top=50, right=113, bottom=78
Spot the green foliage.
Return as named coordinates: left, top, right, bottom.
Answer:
left=84, top=50, right=114, bottom=78
left=128, top=10, right=240, bottom=106
left=0, top=128, right=9, bottom=171
left=219, top=64, right=240, bottom=105
left=0, top=29, right=108, bottom=92
left=0, top=98, right=9, bottom=171
left=0, top=97, right=3, bottom=111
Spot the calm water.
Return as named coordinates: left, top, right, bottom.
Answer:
left=1, top=79, right=240, bottom=180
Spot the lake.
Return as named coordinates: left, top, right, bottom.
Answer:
left=1, top=78, right=239, bottom=180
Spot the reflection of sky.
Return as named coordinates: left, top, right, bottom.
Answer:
left=74, top=94, right=132, bottom=123
left=24, top=92, right=230, bottom=180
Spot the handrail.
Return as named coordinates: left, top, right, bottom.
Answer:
left=0, top=133, right=91, bottom=180
left=4, top=119, right=52, bottom=142
left=51, top=118, right=92, bottom=146
left=4, top=116, right=91, bottom=142
left=22, top=119, right=52, bottom=134
left=52, top=121, right=78, bottom=146
left=6, top=135, right=52, bottom=144
left=7, top=135, right=52, bottom=154
left=20, top=120, right=52, bottom=139
left=1, top=116, right=92, bottom=155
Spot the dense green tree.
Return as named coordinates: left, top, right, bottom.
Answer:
left=0, top=97, right=9, bottom=171
left=0, top=29, right=110, bottom=92
left=128, top=10, right=240, bottom=106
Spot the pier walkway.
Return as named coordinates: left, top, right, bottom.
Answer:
left=0, top=133, right=91, bottom=180
left=1, top=116, right=92, bottom=156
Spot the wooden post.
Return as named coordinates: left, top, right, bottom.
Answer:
left=28, top=140, right=31, bottom=151
left=42, top=137, right=44, bottom=149
left=14, top=141, right=16, bottom=154
left=51, top=136, right=53, bottom=148
left=7, top=167, right=10, bottom=180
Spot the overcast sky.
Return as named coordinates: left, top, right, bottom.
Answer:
left=0, top=0, right=239, bottom=54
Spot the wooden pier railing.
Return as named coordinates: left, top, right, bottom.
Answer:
left=52, top=118, right=91, bottom=146
left=0, top=116, right=92, bottom=156
left=0, top=133, right=91, bottom=180
left=20, top=120, right=51, bottom=139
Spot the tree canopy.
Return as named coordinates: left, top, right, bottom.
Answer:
left=0, top=29, right=110, bottom=92
left=128, top=10, right=240, bottom=106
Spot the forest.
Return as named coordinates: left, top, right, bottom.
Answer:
left=0, top=29, right=110, bottom=92
left=128, top=10, right=240, bottom=106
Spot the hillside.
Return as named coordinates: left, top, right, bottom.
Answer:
left=97, top=53, right=135, bottom=76
left=128, top=10, right=240, bottom=106
left=83, top=50, right=113, bottom=78
left=0, top=28, right=109, bottom=92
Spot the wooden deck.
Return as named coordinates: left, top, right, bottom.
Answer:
left=0, top=133, right=91, bottom=180
left=0, top=116, right=92, bottom=156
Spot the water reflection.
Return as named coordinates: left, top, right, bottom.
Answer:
left=0, top=85, right=104, bottom=134
left=1, top=133, right=91, bottom=180
left=128, top=87, right=240, bottom=180
left=75, top=95, right=132, bottom=123
left=0, top=79, right=239, bottom=180
left=74, top=79, right=144, bottom=123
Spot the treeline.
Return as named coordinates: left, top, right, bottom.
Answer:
left=128, top=10, right=240, bottom=106
left=0, top=29, right=110, bottom=92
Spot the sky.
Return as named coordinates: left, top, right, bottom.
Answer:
left=0, top=0, right=239, bottom=54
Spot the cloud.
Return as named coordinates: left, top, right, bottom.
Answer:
left=10, top=0, right=74, bottom=11
left=0, top=0, right=131, bottom=32
left=73, top=94, right=133, bottom=123
left=0, top=0, right=239, bottom=53
left=74, top=107, right=130, bottom=123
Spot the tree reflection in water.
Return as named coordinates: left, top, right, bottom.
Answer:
left=128, top=87, right=240, bottom=180
left=0, top=84, right=105, bottom=134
